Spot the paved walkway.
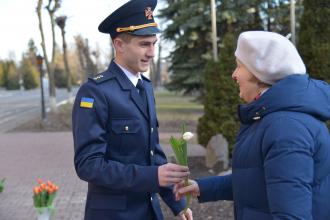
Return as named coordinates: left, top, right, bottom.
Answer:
left=0, top=132, right=205, bottom=220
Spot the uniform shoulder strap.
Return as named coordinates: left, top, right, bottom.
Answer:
left=89, top=71, right=115, bottom=84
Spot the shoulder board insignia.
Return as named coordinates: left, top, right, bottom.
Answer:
left=89, top=73, right=114, bottom=84
left=93, top=74, right=104, bottom=80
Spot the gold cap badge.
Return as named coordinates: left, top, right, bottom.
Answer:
left=145, top=7, right=153, bottom=20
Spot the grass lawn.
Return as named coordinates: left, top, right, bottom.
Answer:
left=11, top=90, right=204, bottom=137
left=155, top=90, right=203, bottom=133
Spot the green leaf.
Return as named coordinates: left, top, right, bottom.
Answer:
left=182, top=140, right=188, bottom=166
left=40, top=190, right=47, bottom=207
left=184, top=178, right=191, bottom=211
left=181, top=123, right=186, bottom=135
left=33, top=194, right=41, bottom=207
left=47, top=193, right=56, bottom=207
left=170, top=136, right=186, bottom=165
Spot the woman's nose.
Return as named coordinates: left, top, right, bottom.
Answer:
left=232, top=72, right=237, bottom=81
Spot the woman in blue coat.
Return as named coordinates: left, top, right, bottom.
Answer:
left=174, top=31, right=330, bottom=219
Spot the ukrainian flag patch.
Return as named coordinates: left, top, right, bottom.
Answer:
left=80, top=97, right=94, bottom=108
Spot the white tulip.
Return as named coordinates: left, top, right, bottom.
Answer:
left=182, top=132, right=194, bottom=141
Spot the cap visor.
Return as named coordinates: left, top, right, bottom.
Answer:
left=130, top=26, right=161, bottom=36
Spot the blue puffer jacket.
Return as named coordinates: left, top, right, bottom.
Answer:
left=197, top=74, right=330, bottom=219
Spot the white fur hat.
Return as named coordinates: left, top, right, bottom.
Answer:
left=234, top=31, right=306, bottom=85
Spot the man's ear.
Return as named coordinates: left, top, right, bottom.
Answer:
left=113, top=38, right=125, bottom=53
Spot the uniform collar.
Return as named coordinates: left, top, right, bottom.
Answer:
left=115, top=61, right=142, bottom=87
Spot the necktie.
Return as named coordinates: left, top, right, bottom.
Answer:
left=136, top=79, right=148, bottom=112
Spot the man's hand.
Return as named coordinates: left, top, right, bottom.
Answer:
left=158, top=163, right=190, bottom=187
left=179, top=208, right=193, bottom=220
left=173, top=179, right=200, bottom=201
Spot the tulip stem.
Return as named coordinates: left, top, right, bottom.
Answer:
left=184, top=177, right=191, bottom=212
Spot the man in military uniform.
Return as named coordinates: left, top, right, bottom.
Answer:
left=72, top=0, right=193, bottom=219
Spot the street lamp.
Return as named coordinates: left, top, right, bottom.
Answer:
left=36, top=55, right=47, bottom=121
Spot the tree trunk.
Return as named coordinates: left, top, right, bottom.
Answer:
left=74, top=36, right=97, bottom=81
left=48, top=11, right=57, bottom=111
left=57, top=17, right=73, bottom=103
left=46, top=0, right=61, bottom=110
left=267, top=0, right=272, bottom=31
left=49, top=13, right=57, bottom=107
left=109, top=37, right=115, bottom=60
left=155, top=41, right=162, bottom=89
left=83, top=39, right=97, bottom=77
left=149, top=59, right=156, bottom=84
left=36, top=0, right=56, bottom=111
left=74, top=35, right=87, bottom=84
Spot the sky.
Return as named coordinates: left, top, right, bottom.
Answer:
left=0, top=0, right=166, bottom=61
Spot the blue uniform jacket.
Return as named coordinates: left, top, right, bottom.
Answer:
left=196, top=75, right=330, bottom=219
left=72, top=61, right=185, bottom=220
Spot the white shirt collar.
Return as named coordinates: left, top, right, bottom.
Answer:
left=115, top=61, right=142, bottom=87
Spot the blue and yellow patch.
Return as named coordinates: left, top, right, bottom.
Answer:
left=80, top=97, right=94, bottom=108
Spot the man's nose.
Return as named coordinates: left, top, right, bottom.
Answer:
left=146, top=45, right=155, bottom=58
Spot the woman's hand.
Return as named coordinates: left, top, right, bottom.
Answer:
left=173, top=179, right=200, bottom=201
left=179, top=208, right=193, bottom=220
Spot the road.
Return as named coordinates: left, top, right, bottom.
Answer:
left=0, top=88, right=78, bottom=133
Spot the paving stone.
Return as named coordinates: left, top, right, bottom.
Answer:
left=0, top=132, right=209, bottom=220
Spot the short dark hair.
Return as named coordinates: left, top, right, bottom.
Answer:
left=113, top=33, right=134, bottom=43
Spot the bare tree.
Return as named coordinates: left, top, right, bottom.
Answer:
left=83, top=39, right=98, bottom=76
left=74, top=35, right=97, bottom=83
left=45, top=0, right=61, bottom=110
left=149, top=58, right=156, bottom=84
left=155, top=39, right=162, bottom=88
left=109, top=37, right=115, bottom=60
left=55, top=16, right=73, bottom=103
left=92, top=46, right=102, bottom=72
left=45, top=0, right=61, bottom=63
left=74, top=35, right=87, bottom=83
left=148, top=40, right=162, bottom=89
left=36, top=0, right=56, bottom=109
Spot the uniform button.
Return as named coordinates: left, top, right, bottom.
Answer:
left=150, top=197, right=153, bottom=201
left=124, top=126, right=129, bottom=131
left=150, top=150, right=154, bottom=156
left=151, top=127, right=153, bottom=133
